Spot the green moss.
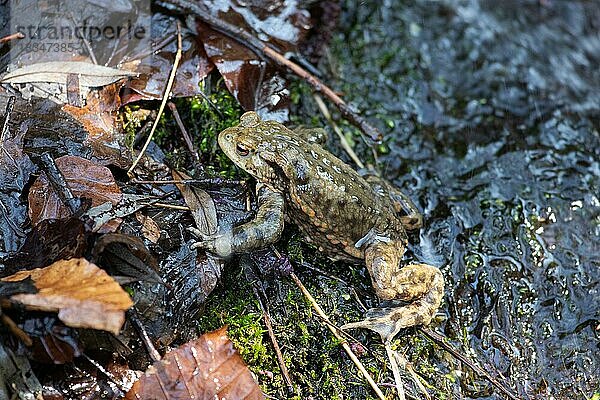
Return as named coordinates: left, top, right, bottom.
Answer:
left=195, top=246, right=406, bottom=399
left=124, top=81, right=243, bottom=176
left=195, top=268, right=267, bottom=365
left=121, top=105, right=148, bottom=149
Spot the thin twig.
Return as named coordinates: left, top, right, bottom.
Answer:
left=313, top=94, right=365, bottom=169
left=144, top=202, right=189, bottom=211
left=250, top=282, right=295, bottom=394
left=167, top=101, right=203, bottom=170
left=263, top=47, right=381, bottom=142
left=69, top=12, right=97, bottom=64
left=289, top=272, right=387, bottom=400
left=83, top=354, right=129, bottom=392
left=419, top=327, right=521, bottom=400
left=123, top=32, right=177, bottom=64
left=39, top=152, right=82, bottom=215
left=299, top=261, right=368, bottom=312
left=402, top=356, right=431, bottom=400
left=0, top=32, right=24, bottom=43
left=0, top=313, right=32, bottom=347
left=158, top=0, right=383, bottom=142
left=387, top=347, right=432, bottom=400
left=130, top=312, right=162, bottom=362
left=127, top=21, right=183, bottom=176
left=385, top=344, right=406, bottom=400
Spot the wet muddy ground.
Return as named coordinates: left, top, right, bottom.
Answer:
left=326, top=1, right=598, bottom=398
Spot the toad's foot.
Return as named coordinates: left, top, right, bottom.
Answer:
left=342, top=263, right=444, bottom=342
left=188, top=185, right=285, bottom=258
left=188, top=226, right=237, bottom=258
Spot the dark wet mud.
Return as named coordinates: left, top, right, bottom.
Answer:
left=330, top=1, right=599, bottom=398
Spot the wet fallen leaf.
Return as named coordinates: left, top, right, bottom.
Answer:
left=1, top=258, right=133, bottom=335
left=15, top=316, right=83, bottom=364
left=3, top=217, right=90, bottom=274
left=196, top=32, right=286, bottom=121
left=92, top=233, right=162, bottom=285
left=173, top=170, right=217, bottom=236
left=1, top=61, right=136, bottom=106
left=0, top=342, right=43, bottom=398
left=38, top=356, right=134, bottom=400
left=0, top=96, right=36, bottom=253
left=125, top=326, right=264, bottom=400
left=163, top=242, right=222, bottom=334
left=0, top=278, right=36, bottom=298
left=152, top=0, right=315, bottom=120
left=83, top=193, right=161, bottom=232
left=195, top=1, right=314, bottom=120
left=9, top=96, right=128, bottom=170
left=135, top=212, right=161, bottom=243
left=28, top=155, right=122, bottom=228
left=123, top=13, right=214, bottom=102
left=62, top=84, right=132, bottom=168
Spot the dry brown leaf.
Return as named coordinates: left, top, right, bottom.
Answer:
left=0, top=61, right=135, bottom=86
left=125, top=326, right=264, bottom=400
left=1, top=258, right=133, bottom=335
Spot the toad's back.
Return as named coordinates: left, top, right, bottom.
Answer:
left=227, top=120, right=407, bottom=261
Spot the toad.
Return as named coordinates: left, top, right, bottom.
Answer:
left=191, top=111, right=444, bottom=342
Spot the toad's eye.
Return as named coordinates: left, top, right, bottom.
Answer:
left=236, top=143, right=250, bottom=156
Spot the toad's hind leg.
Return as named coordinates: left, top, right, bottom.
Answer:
left=342, top=238, right=444, bottom=342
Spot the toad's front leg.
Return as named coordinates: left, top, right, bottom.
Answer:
left=342, top=236, right=444, bottom=342
left=190, top=184, right=285, bottom=257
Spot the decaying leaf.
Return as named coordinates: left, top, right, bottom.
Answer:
left=1, top=258, right=133, bottom=335
left=28, top=155, right=122, bottom=228
left=0, top=342, right=43, bottom=398
left=0, top=278, right=36, bottom=300
left=125, top=326, right=264, bottom=400
left=173, top=170, right=217, bottom=236
left=83, top=193, right=161, bottom=232
left=163, top=242, right=223, bottom=335
left=197, top=22, right=289, bottom=121
left=193, top=1, right=313, bottom=120
left=0, top=96, right=36, bottom=253
left=3, top=217, right=90, bottom=274
left=62, top=83, right=132, bottom=168
left=135, top=212, right=161, bottom=243
left=16, top=316, right=83, bottom=364
left=0, top=61, right=136, bottom=87
left=92, top=233, right=162, bottom=285
left=122, top=12, right=214, bottom=102
left=1, top=62, right=136, bottom=106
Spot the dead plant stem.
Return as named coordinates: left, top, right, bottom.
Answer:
left=289, top=272, right=387, bottom=400
left=127, top=22, right=182, bottom=176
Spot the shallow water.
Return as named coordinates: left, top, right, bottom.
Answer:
left=331, top=1, right=599, bottom=398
